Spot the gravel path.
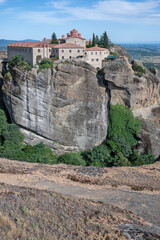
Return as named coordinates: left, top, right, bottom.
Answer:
left=33, top=179, right=160, bottom=228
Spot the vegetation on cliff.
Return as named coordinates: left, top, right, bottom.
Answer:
left=0, top=104, right=156, bottom=167
left=0, top=109, right=58, bottom=163
left=8, top=54, right=32, bottom=71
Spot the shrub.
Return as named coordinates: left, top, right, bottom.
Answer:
left=37, top=59, right=53, bottom=73
left=0, top=109, right=7, bottom=136
left=132, top=63, right=146, bottom=77
left=58, top=152, right=86, bottom=166
left=109, top=51, right=118, bottom=57
left=113, top=152, right=132, bottom=167
left=141, top=153, right=156, bottom=165
left=82, top=144, right=112, bottom=167
left=129, top=152, right=145, bottom=166
left=108, top=104, right=142, bottom=150
left=1, top=123, right=24, bottom=147
left=8, top=54, right=32, bottom=71
left=0, top=140, right=26, bottom=161
left=23, top=143, right=58, bottom=164
left=0, top=109, right=58, bottom=164
left=107, top=134, right=132, bottom=157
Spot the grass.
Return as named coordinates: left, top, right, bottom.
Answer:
left=0, top=182, right=146, bottom=240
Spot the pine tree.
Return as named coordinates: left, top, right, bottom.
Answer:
left=51, top=32, right=58, bottom=44
left=95, top=35, right=99, bottom=44
left=88, top=39, right=92, bottom=48
left=92, top=33, right=96, bottom=47
left=103, top=31, right=110, bottom=49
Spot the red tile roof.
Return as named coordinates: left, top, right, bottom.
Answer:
left=85, top=45, right=109, bottom=51
left=8, top=41, right=56, bottom=48
left=8, top=42, right=40, bottom=47
left=52, top=43, right=84, bottom=49
left=58, top=36, right=86, bottom=40
left=71, top=29, right=78, bottom=32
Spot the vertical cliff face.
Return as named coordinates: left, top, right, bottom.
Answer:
left=3, top=60, right=108, bottom=154
left=2, top=56, right=160, bottom=158
left=102, top=57, right=160, bottom=158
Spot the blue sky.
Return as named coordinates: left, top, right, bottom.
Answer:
left=0, top=0, right=160, bottom=43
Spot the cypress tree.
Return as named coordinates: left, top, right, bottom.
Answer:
left=95, top=35, right=99, bottom=44
left=51, top=32, right=58, bottom=44
left=103, top=31, right=110, bottom=49
left=88, top=39, right=92, bottom=48
left=92, top=33, right=96, bottom=47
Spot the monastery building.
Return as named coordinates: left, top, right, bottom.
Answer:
left=8, top=29, right=109, bottom=69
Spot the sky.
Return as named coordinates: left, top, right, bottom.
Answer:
left=0, top=0, right=160, bottom=43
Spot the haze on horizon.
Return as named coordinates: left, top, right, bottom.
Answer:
left=0, top=0, right=160, bottom=43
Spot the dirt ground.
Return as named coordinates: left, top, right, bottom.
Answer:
left=0, top=158, right=160, bottom=239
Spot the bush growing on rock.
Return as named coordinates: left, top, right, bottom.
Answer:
left=23, top=143, right=58, bottom=164
left=37, top=59, right=53, bottom=73
left=0, top=106, right=157, bottom=167
left=107, top=104, right=142, bottom=153
left=132, top=63, right=146, bottom=77
left=8, top=54, right=32, bottom=71
left=0, top=109, right=58, bottom=164
left=82, top=144, right=112, bottom=167
left=113, top=152, right=132, bottom=167
left=58, top=152, right=86, bottom=166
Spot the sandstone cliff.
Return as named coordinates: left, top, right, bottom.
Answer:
left=102, top=57, right=160, bottom=158
left=2, top=56, right=160, bottom=157
left=3, top=60, right=108, bottom=154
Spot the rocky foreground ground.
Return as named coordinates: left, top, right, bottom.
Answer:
left=0, top=158, right=160, bottom=239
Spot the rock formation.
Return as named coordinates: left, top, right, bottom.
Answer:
left=102, top=58, right=160, bottom=158
left=3, top=60, right=108, bottom=154
left=2, top=54, right=160, bottom=158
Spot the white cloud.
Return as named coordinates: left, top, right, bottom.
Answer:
left=18, top=0, right=160, bottom=24
left=18, top=10, right=73, bottom=24
left=0, top=0, right=6, bottom=4
left=50, top=0, right=160, bottom=22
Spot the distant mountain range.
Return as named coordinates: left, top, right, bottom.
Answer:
left=0, top=39, right=39, bottom=46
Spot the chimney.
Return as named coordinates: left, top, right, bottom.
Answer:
left=95, top=44, right=98, bottom=47
left=78, top=33, right=81, bottom=38
left=62, top=35, right=65, bottom=39
left=67, top=33, right=70, bottom=37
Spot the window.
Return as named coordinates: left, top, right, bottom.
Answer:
left=62, top=56, right=64, bottom=59
left=96, top=59, right=99, bottom=61
left=70, top=56, right=72, bottom=59
left=69, top=50, right=72, bottom=53
left=91, top=52, right=93, bottom=55
left=92, top=59, right=94, bottom=62
left=100, top=52, right=101, bottom=55
left=95, top=52, right=97, bottom=55
left=38, top=49, right=41, bottom=52
left=49, top=49, right=51, bottom=52
left=77, top=50, right=80, bottom=53
left=62, top=50, right=64, bottom=53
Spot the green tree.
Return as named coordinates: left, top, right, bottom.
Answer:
left=58, top=152, right=86, bottom=166
left=88, top=39, right=92, bottom=48
left=92, top=33, right=96, bottom=47
left=113, top=152, right=131, bottom=167
left=82, top=144, right=112, bottom=167
left=103, top=31, right=110, bottom=49
left=107, top=104, right=142, bottom=152
left=8, top=54, right=32, bottom=70
left=51, top=32, right=58, bottom=44
left=95, top=35, right=99, bottom=44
